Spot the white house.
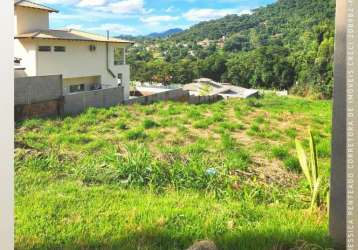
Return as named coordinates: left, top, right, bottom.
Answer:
left=14, top=0, right=133, bottom=100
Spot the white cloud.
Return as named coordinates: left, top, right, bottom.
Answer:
left=35, top=0, right=78, bottom=5
left=140, top=15, right=179, bottom=25
left=88, top=23, right=136, bottom=35
left=52, top=8, right=135, bottom=21
left=63, top=24, right=83, bottom=29
left=165, top=6, right=175, bottom=13
left=97, top=0, right=145, bottom=14
left=183, top=8, right=251, bottom=22
left=77, top=0, right=106, bottom=7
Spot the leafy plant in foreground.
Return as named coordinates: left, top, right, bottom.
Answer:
left=295, top=130, right=323, bottom=210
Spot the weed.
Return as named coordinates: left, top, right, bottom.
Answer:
left=285, top=128, right=298, bottom=139
left=193, top=119, right=212, bottom=129
left=272, top=146, right=289, bottom=160
left=143, top=119, right=159, bottom=129
left=118, top=121, right=128, bottom=130
left=246, top=98, right=263, bottom=108
left=125, top=128, right=147, bottom=140
left=283, top=156, right=301, bottom=172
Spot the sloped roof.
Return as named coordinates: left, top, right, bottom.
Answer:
left=15, top=0, right=59, bottom=13
left=183, top=81, right=259, bottom=98
left=15, top=29, right=134, bottom=44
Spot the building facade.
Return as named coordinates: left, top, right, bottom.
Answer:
left=14, top=0, right=133, bottom=99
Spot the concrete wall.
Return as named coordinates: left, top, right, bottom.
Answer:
left=15, top=99, right=63, bottom=121
left=64, top=86, right=124, bottom=115
left=188, top=94, right=223, bottom=104
left=15, top=6, right=49, bottom=35
left=125, top=89, right=224, bottom=106
left=15, top=75, right=62, bottom=105
left=124, top=88, right=189, bottom=105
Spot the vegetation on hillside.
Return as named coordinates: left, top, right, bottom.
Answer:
left=15, top=95, right=333, bottom=249
left=127, top=0, right=335, bottom=99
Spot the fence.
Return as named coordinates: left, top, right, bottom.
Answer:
left=15, top=75, right=63, bottom=105
left=15, top=75, right=223, bottom=120
left=64, top=86, right=124, bottom=115
left=15, top=75, right=63, bottom=120
left=188, top=94, right=223, bottom=104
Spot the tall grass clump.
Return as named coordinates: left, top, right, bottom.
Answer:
left=125, top=128, right=147, bottom=140
left=143, top=119, right=159, bottom=129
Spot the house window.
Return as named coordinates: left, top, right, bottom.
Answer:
left=54, top=46, right=66, bottom=52
left=114, top=48, right=125, bottom=65
left=69, top=84, right=85, bottom=93
left=89, top=45, right=96, bottom=52
left=117, top=73, right=123, bottom=86
left=38, top=46, right=51, bottom=52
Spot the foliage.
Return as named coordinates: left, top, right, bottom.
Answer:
left=127, top=0, right=335, bottom=98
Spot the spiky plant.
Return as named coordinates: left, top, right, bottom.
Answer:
left=295, top=130, right=322, bottom=209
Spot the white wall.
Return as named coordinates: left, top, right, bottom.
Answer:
left=35, top=40, right=130, bottom=99
left=15, top=6, right=49, bottom=35
left=14, top=39, right=37, bottom=76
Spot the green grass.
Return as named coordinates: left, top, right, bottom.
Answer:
left=15, top=95, right=333, bottom=249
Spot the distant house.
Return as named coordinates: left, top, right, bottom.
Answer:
left=183, top=78, right=259, bottom=99
left=14, top=0, right=133, bottom=99
left=197, top=39, right=210, bottom=48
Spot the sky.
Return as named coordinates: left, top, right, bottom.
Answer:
left=35, top=0, right=276, bottom=36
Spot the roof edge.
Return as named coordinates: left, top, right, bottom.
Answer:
left=15, top=0, right=59, bottom=13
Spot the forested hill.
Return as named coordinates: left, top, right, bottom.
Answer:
left=171, top=0, right=335, bottom=42
left=127, top=0, right=336, bottom=99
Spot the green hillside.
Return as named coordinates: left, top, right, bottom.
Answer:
left=171, top=0, right=335, bottom=42
left=128, top=0, right=335, bottom=98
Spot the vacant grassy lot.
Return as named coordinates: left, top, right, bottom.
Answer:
left=15, top=95, right=333, bottom=250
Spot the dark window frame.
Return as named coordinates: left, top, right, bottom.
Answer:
left=114, top=48, right=125, bottom=65
left=69, top=84, right=85, bottom=93
left=38, top=46, right=51, bottom=52
left=54, top=46, right=66, bottom=52
left=89, top=45, right=96, bottom=52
